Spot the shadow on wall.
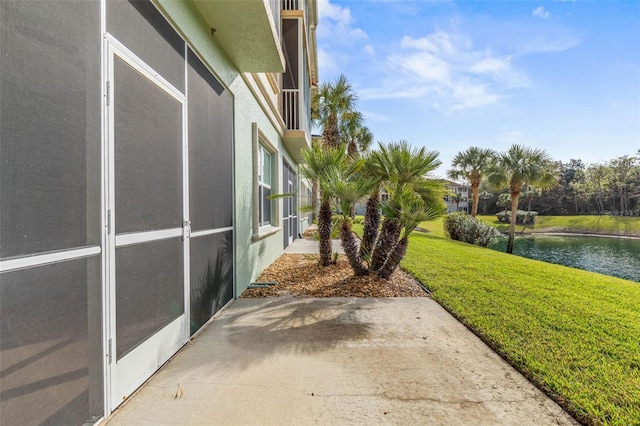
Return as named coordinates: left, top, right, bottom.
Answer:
left=190, top=226, right=233, bottom=335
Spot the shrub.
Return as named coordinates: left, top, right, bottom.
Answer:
left=496, top=210, right=538, bottom=224
left=444, top=213, right=501, bottom=247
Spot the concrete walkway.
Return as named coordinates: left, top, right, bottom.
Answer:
left=106, top=297, right=577, bottom=425
left=284, top=237, right=344, bottom=254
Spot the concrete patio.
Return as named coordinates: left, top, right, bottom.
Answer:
left=105, top=296, right=577, bottom=425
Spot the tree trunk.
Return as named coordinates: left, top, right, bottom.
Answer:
left=311, top=178, right=319, bottom=223
left=371, top=217, right=401, bottom=272
left=359, top=192, right=380, bottom=260
left=318, top=201, right=333, bottom=266
left=507, top=192, right=519, bottom=254
left=471, top=182, right=480, bottom=217
left=347, top=140, right=357, bottom=157
left=324, top=116, right=339, bottom=148
left=340, top=221, right=368, bottom=276
left=378, top=236, right=408, bottom=279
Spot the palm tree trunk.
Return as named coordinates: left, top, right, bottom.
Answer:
left=507, top=193, right=519, bottom=254
left=318, top=200, right=333, bottom=266
left=378, top=236, right=408, bottom=279
left=340, top=221, right=368, bottom=276
left=359, top=192, right=380, bottom=260
left=311, top=178, right=319, bottom=223
left=371, top=217, right=401, bottom=272
left=471, top=182, right=480, bottom=217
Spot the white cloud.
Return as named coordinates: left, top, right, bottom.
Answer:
left=533, top=6, right=550, bottom=19
left=362, top=30, right=529, bottom=110
left=363, top=44, right=376, bottom=56
left=317, top=48, right=338, bottom=75
left=317, top=0, right=369, bottom=43
left=361, top=110, right=391, bottom=122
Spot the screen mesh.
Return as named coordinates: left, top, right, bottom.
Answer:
left=189, top=231, right=233, bottom=335
left=116, top=238, right=184, bottom=359
left=107, top=0, right=185, bottom=92
left=0, top=0, right=101, bottom=259
left=114, top=57, right=183, bottom=234
left=0, top=256, right=103, bottom=425
left=187, top=49, right=233, bottom=231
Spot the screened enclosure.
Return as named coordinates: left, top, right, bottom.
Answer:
left=1, top=0, right=235, bottom=423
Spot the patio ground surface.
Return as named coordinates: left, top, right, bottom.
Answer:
left=105, top=295, right=577, bottom=425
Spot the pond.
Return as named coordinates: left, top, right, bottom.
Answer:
left=490, top=234, right=640, bottom=282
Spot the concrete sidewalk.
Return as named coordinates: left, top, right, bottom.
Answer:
left=106, top=297, right=576, bottom=425
left=284, top=237, right=344, bottom=254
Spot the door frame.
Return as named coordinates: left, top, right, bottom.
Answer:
left=103, top=35, right=190, bottom=411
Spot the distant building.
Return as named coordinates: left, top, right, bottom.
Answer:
left=444, top=180, right=470, bottom=213
left=355, top=189, right=389, bottom=216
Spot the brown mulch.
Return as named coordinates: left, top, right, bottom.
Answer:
left=241, top=254, right=428, bottom=298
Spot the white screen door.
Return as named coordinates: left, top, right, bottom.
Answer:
left=105, top=40, right=189, bottom=409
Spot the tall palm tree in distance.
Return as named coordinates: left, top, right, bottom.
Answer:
left=487, top=144, right=557, bottom=254
left=313, top=74, right=358, bottom=148
left=448, top=147, right=496, bottom=217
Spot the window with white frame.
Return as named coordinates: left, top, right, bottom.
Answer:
left=258, top=144, right=272, bottom=227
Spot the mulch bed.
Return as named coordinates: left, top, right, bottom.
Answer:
left=241, top=253, right=428, bottom=298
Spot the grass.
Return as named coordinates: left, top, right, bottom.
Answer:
left=477, top=214, right=640, bottom=237
left=401, top=226, right=640, bottom=425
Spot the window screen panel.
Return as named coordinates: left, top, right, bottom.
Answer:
left=187, top=49, right=233, bottom=231
left=189, top=231, right=233, bottom=335
left=282, top=19, right=299, bottom=90
left=0, top=256, right=103, bottom=425
left=107, top=0, right=185, bottom=93
left=115, top=238, right=184, bottom=359
left=0, top=0, right=101, bottom=259
left=262, top=186, right=272, bottom=225
left=114, top=57, right=183, bottom=234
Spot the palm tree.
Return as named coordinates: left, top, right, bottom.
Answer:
left=300, top=144, right=347, bottom=266
left=448, top=147, right=496, bottom=217
left=340, top=110, right=364, bottom=157
left=313, top=74, right=358, bottom=148
left=522, top=184, right=542, bottom=212
left=368, top=141, right=446, bottom=275
left=487, top=144, right=557, bottom=254
left=377, top=185, right=444, bottom=279
left=324, top=160, right=374, bottom=276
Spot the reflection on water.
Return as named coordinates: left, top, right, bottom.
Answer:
left=491, top=235, right=640, bottom=282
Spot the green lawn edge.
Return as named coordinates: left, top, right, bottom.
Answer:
left=400, top=229, right=640, bottom=425
left=476, top=215, right=640, bottom=237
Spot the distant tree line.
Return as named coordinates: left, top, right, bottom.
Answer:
left=475, top=154, right=640, bottom=217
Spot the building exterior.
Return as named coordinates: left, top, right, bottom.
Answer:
left=0, top=0, right=317, bottom=424
left=444, top=180, right=471, bottom=213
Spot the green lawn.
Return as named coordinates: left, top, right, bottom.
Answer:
left=477, top=214, right=640, bottom=237
left=401, top=228, right=640, bottom=425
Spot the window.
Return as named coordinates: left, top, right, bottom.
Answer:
left=258, top=144, right=272, bottom=227
left=252, top=123, right=279, bottom=241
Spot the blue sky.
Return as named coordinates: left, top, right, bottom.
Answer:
left=316, top=0, right=640, bottom=177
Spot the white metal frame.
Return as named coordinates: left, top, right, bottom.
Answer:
left=103, top=35, right=189, bottom=411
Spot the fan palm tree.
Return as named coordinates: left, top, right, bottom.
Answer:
left=300, top=144, right=347, bottom=266
left=340, top=117, right=373, bottom=158
left=313, top=74, right=358, bottom=148
left=324, top=160, right=374, bottom=276
left=377, top=185, right=445, bottom=279
left=487, top=144, right=557, bottom=254
left=368, top=141, right=446, bottom=274
left=448, top=147, right=496, bottom=217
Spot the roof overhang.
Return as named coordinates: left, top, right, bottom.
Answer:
left=193, top=0, right=285, bottom=73
left=283, top=130, right=310, bottom=164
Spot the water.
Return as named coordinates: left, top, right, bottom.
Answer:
left=491, top=235, right=640, bottom=282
